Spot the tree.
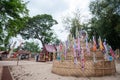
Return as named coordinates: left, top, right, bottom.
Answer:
left=22, top=42, right=41, bottom=53
left=62, top=10, right=83, bottom=38
left=89, top=0, right=120, bottom=50
left=0, top=0, right=28, bottom=50
left=53, top=38, right=60, bottom=46
left=20, top=14, right=58, bottom=47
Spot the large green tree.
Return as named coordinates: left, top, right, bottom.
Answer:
left=20, top=14, right=58, bottom=47
left=89, top=0, right=120, bottom=50
left=22, top=41, right=41, bottom=53
left=0, top=0, right=28, bottom=50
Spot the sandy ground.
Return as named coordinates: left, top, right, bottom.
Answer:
left=0, top=61, right=120, bottom=80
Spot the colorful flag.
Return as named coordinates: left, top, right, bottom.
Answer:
left=64, top=40, right=68, bottom=59
left=56, top=46, right=60, bottom=61
left=99, top=37, right=104, bottom=51
left=77, top=36, right=81, bottom=56
left=110, top=47, right=115, bottom=58
left=73, top=38, right=77, bottom=64
left=81, top=47, right=85, bottom=71
left=86, top=37, right=90, bottom=55
left=59, top=42, right=63, bottom=52
left=81, top=58, right=85, bottom=71
left=103, top=40, right=108, bottom=54
left=92, top=36, right=97, bottom=51
left=103, top=40, right=109, bottom=60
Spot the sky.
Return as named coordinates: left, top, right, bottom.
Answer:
left=23, top=0, right=92, bottom=40
left=12, top=0, right=92, bottom=48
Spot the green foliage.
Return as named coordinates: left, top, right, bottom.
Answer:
left=20, top=14, right=58, bottom=46
left=13, top=48, right=18, bottom=52
left=52, top=38, right=60, bottom=46
left=22, top=41, right=41, bottom=53
left=0, top=0, right=28, bottom=50
left=89, top=0, right=120, bottom=50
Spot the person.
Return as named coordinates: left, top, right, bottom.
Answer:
left=0, top=54, right=2, bottom=60
left=35, top=53, right=39, bottom=62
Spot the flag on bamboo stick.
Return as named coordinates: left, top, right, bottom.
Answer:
left=81, top=47, right=85, bottom=71
left=76, top=27, right=79, bottom=38
left=64, top=40, right=68, bottom=59
left=92, top=36, right=97, bottom=51
left=73, top=38, right=77, bottom=64
left=58, top=42, right=63, bottom=61
left=81, top=58, right=85, bottom=71
left=56, top=46, right=60, bottom=61
left=103, top=39, right=109, bottom=60
left=77, top=36, right=81, bottom=56
left=110, top=47, right=115, bottom=58
left=59, top=42, right=63, bottom=52
left=99, top=37, right=104, bottom=51
left=86, top=37, right=90, bottom=55
left=103, top=39, right=108, bottom=54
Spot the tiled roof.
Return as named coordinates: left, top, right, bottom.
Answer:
left=45, top=44, right=56, bottom=53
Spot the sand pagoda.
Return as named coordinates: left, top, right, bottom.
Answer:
left=52, top=30, right=116, bottom=77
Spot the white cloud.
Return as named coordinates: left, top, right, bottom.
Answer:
left=23, top=0, right=91, bottom=42
left=24, top=0, right=69, bottom=17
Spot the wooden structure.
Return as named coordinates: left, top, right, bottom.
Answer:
left=14, top=50, right=31, bottom=60
left=52, top=50, right=116, bottom=77
left=52, top=36, right=116, bottom=77
left=40, top=44, right=56, bottom=61
left=52, top=60, right=116, bottom=77
left=0, top=51, right=8, bottom=60
left=115, top=49, right=120, bottom=59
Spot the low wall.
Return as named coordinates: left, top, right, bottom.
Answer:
left=52, top=60, right=116, bottom=77
left=0, top=66, right=3, bottom=80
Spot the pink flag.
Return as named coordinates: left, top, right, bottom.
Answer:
left=86, top=38, right=90, bottom=55
left=81, top=47, right=85, bottom=71
left=77, top=37, right=81, bottom=56
left=81, top=58, right=85, bottom=71
left=110, top=48, right=115, bottom=58
left=103, top=40, right=108, bottom=54
left=60, top=42, right=63, bottom=52
left=73, top=38, right=77, bottom=64
left=64, top=40, right=68, bottom=59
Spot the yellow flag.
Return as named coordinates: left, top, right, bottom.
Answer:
left=99, top=37, right=104, bottom=51
left=93, top=36, right=97, bottom=52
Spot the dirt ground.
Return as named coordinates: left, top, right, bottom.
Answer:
left=0, top=60, right=120, bottom=80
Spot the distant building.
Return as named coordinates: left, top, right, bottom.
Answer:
left=40, top=44, right=56, bottom=62
left=0, top=51, right=8, bottom=60
left=14, top=50, right=31, bottom=60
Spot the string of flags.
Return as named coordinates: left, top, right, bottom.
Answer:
left=56, top=30, right=115, bottom=70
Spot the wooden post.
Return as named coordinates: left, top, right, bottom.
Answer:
left=17, top=56, right=19, bottom=66
left=49, top=52, right=50, bottom=61
left=103, top=61, right=104, bottom=76
left=16, top=52, right=19, bottom=66
left=16, top=41, right=23, bottom=65
left=114, top=60, right=116, bottom=73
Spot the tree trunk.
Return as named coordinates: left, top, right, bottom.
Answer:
left=38, top=37, right=45, bottom=47
left=41, top=40, right=45, bottom=47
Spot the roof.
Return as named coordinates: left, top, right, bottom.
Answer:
left=17, top=50, right=30, bottom=54
left=44, top=44, right=56, bottom=53
left=0, top=51, right=8, bottom=54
